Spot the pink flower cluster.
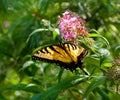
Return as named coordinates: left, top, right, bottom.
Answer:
left=58, top=10, right=88, bottom=41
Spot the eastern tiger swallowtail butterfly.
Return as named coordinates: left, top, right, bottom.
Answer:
left=32, top=43, right=88, bottom=73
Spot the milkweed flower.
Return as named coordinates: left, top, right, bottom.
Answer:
left=105, top=57, right=120, bottom=86
left=58, top=10, right=88, bottom=42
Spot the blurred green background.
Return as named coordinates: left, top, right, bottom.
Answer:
left=0, top=0, right=120, bottom=100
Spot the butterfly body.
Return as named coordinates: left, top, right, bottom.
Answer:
left=32, top=43, right=87, bottom=71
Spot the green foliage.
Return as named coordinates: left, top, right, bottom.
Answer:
left=0, top=0, right=120, bottom=100
left=83, top=76, right=106, bottom=97
left=7, top=84, right=42, bottom=93
left=31, top=75, right=88, bottom=100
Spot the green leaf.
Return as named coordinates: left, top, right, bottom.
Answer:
left=89, top=29, right=110, bottom=48
left=96, top=87, right=111, bottom=100
left=26, top=28, right=49, bottom=43
left=98, top=48, right=111, bottom=66
left=0, top=0, right=8, bottom=12
left=30, top=94, right=42, bottom=100
left=0, top=73, right=6, bottom=82
left=84, top=56, right=100, bottom=67
left=102, top=62, right=112, bottom=67
left=114, top=45, right=120, bottom=56
left=31, top=75, right=88, bottom=100
left=83, top=76, right=106, bottom=97
left=52, top=28, right=60, bottom=40
left=0, top=93, right=7, bottom=100
left=7, top=84, right=42, bottom=93
left=110, top=91, right=120, bottom=100
left=22, top=61, right=34, bottom=70
left=38, top=0, right=49, bottom=13
left=57, top=68, right=64, bottom=82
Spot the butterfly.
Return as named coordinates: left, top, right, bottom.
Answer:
left=32, top=43, right=88, bottom=73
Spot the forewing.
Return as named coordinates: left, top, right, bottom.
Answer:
left=32, top=45, right=72, bottom=63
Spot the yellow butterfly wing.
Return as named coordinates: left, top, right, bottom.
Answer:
left=32, top=43, right=87, bottom=71
left=63, top=43, right=86, bottom=63
left=32, top=45, right=73, bottom=63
